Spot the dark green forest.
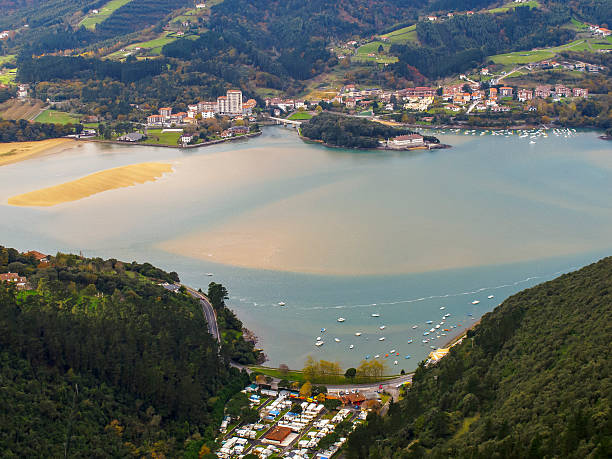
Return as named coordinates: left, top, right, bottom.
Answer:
left=345, top=256, right=612, bottom=458
left=301, top=112, right=438, bottom=148
left=0, top=246, right=253, bottom=457
left=0, top=118, right=81, bottom=141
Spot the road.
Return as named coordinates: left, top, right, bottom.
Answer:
left=183, top=285, right=221, bottom=343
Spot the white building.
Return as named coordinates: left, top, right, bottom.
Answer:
left=389, top=134, right=424, bottom=148
left=217, top=89, right=243, bottom=115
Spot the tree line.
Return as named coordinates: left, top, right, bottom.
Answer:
left=0, top=119, right=80, bottom=142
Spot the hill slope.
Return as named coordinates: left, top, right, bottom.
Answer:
left=345, top=257, right=612, bottom=458
left=0, top=246, right=251, bottom=457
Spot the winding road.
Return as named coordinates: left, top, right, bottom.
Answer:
left=183, top=285, right=221, bottom=343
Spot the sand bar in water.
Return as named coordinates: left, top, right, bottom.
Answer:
left=0, top=138, right=74, bottom=167
left=8, top=162, right=173, bottom=207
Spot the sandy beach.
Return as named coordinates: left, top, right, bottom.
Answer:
left=0, top=138, right=75, bottom=167
left=8, top=162, right=174, bottom=207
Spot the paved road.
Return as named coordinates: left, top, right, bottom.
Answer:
left=183, top=285, right=221, bottom=343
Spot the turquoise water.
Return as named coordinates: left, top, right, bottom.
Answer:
left=0, top=127, right=611, bottom=372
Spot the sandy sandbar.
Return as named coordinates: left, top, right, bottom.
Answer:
left=0, top=138, right=75, bottom=167
left=8, top=162, right=173, bottom=207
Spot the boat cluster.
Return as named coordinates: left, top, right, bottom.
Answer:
left=425, top=127, right=578, bottom=145
left=312, top=296, right=496, bottom=358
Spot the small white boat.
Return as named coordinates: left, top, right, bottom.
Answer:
left=379, top=337, right=385, bottom=341
left=394, top=360, right=398, bottom=365
left=355, top=332, right=362, bottom=336
left=423, top=332, right=430, bottom=336
left=206, top=273, right=214, bottom=276
left=379, top=325, right=386, bottom=330
left=390, top=349, right=396, bottom=353
left=422, top=339, right=429, bottom=343
left=278, top=302, right=286, bottom=306
left=488, top=295, right=494, bottom=299
left=317, top=336, right=322, bottom=341
left=315, top=341, right=324, bottom=346
left=430, top=328, right=435, bottom=332
left=412, top=325, right=418, bottom=329
left=349, top=344, right=354, bottom=349
left=472, top=300, right=480, bottom=305
left=530, top=140, right=536, bottom=144
left=371, top=313, right=380, bottom=317
left=374, top=354, right=380, bottom=358
left=407, top=339, right=413, bottom=344
left=334, top=338, right=341, bottom=342
left=426, top=320, right=433, bottom=324
left=435, top=324, right=440, bottom=329
left=439, top=306, right=445, bottom=310
left=337, top=317, right=346, bottom=322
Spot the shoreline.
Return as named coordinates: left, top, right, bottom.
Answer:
left=0, top=138, right=75, bottom=167
left=79, top=130, right=262, bottom=149
left=298, top=133, right=450, bottom=151
left=442, top=318, right=481, bottom=348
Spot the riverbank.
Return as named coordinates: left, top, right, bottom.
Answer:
left=299, top=133, right=449, bottom=151
left=8, top=162, right=173, bottom=207
left=80, top=130, right=262, bottom=149
left=0, top=138, right=74, bottom=167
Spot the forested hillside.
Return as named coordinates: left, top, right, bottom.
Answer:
left=96, top=0, right=191, bottom=38
left=345, top=257, right=612, bottom=458
left=392, top=5, right=574, bottom=78
left=0, top=246, right=252, bottom=457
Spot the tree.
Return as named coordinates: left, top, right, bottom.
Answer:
left=240, top=407, right=259, bottom=424
left=345, top=368, right=357, bottom=380
left=300, top=381, right=312, bottom=398
left=290, top=403, right=303, bottom=414
left=207, top=282, right=228, bottom=310
left=324, top=398, right=342, bottom=411
left=279, top=364, right=289, bottom=376
left=377, top=44, right=384, bottom=54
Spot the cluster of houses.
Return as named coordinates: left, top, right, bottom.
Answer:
left=587, top=23, right=611, bottom=38
left=216, top=382, right=375, bottom=458
left=147, top=90, right=257, bottom=126
left=0, top=272, right=28, bottom=290
left=0, top=251, right=49, bottom=291
left=525, top=59, right=605, bottom=73
left=266, top=78, right=593, bottom=118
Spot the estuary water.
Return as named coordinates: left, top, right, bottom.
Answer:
left=0, top=127, right=611, bottom=371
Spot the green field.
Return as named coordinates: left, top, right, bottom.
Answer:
left=288, top=112, right=313, bottom=121
left=106, top=32, right=197, bottom=59
left=354, top=41, right=398, bottom=64
left=490, top=37, right=612, bottom=65
left=0, top=55, right=16, bottom=65
left=79, top=0, right=133, bottom=30
left=488, top=0, right=540, bottom=13
left=0, top=68, right=17, bottom=85
left=380, top=24, right=418, bottom=44
left=34, top=109, right=80, bottom=124
left=141, top=129, right=182, bottom=146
